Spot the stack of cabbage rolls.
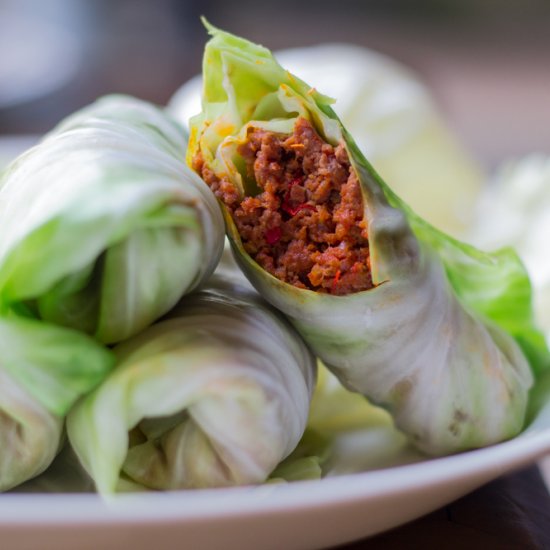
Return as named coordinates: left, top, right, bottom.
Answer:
left=0, top=95, right=317, bottom=493
left=0, top=24, right=547, bottom=494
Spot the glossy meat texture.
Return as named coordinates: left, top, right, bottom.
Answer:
left=194, top=117, right=373, bottom=295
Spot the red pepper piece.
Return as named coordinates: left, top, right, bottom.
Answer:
left=282, top=202, right=317, bottom=216
left=281, top=176, right=316, bottom=216
left=265, top=226, right=282, bottom=245
left=331, top=270, right=341, bottom=293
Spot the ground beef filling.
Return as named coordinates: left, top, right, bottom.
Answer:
left=194, top=117, right=373, bottom=295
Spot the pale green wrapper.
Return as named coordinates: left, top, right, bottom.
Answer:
left=0, top=315, right=114, bottom=491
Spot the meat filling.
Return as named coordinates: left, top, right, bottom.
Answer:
left=193, top=117, right=373, bottom=295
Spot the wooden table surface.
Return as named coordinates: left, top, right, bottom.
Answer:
left=339, top=465, right=550, bottom=549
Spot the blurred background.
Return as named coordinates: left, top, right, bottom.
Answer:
left=0, top=0, right=549, bottom=168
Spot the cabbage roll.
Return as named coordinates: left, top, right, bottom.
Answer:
left=0, top=95, right=224, bottom=344
left=187, top=23, right=546, bottom=455
left=66, top=272, right=316, bottom=493
left=0, top=315, right=114, bottom=491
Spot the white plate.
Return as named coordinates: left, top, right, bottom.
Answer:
left=1, top=138, right=550, bottom=549
left=2, top=397, right=550, bottom=550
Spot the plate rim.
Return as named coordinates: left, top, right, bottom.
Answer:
left=1, top=421, right=549, bottom=526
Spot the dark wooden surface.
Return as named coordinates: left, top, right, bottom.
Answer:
left=337, top=465, right=550, bottom=549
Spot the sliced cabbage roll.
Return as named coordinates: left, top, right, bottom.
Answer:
left=66, top=272, right=316, bottom=493
left=187, top=23, right=546, bottom=455
left=0, top=95, right=224, bottom=344
left=0, top=315, right=114, bottom=491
